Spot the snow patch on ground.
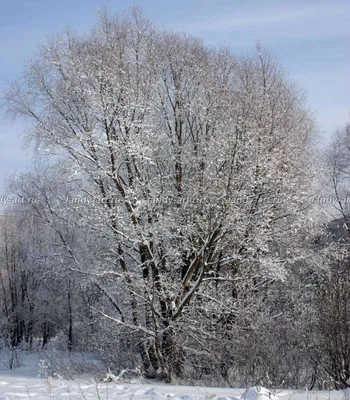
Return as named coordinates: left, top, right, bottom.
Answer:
left=0, top=350, right=348, bottom=399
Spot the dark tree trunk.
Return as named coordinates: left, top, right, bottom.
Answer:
left=68, top=281, right=73, bottom=352
left=42, top=321, right=48, bottom=348
left=162, top=326, right=184, bottom=381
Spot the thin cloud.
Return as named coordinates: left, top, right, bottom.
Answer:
left=177, top=2, right=350, bottom=38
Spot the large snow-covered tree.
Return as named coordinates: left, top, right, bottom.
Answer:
left=4, top=8, right=317, bottom=381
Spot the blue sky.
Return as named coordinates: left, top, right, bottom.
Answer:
left=0, top=0, right=349, bottom=195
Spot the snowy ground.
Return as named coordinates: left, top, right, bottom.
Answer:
left=0, top=351, right=348, bottom=399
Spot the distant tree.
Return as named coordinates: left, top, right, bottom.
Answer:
left=325, top=122, right=350, bottom=234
